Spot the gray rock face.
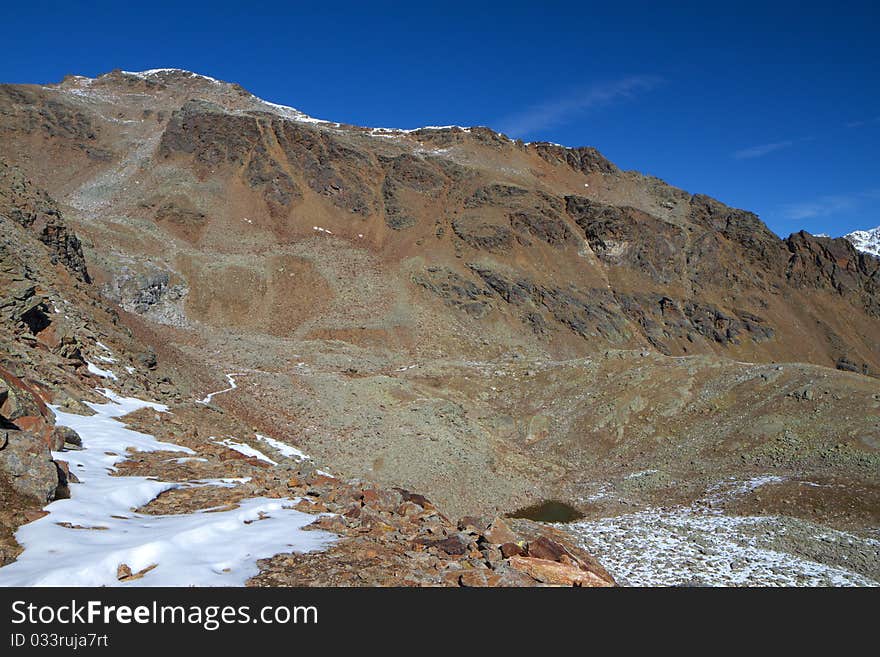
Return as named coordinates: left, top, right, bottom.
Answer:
left=0, top=430, right=59, bottom=503
left=101, top=262, right=188, bottom=326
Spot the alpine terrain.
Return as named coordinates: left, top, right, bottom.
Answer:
left=0, top=69, right=877, bottom=586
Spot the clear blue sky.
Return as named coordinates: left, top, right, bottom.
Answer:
left=3, top=1, right=878, bottom=237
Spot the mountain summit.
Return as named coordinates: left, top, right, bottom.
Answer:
left=845, top=226, right=880, bottom=258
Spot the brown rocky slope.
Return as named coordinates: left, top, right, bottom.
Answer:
left=0, top=69, right=877, bottom=585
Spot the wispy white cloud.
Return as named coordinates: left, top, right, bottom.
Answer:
left=782, top=195, right=859, bottom=220
left=845, top=116, right=880, bottom=129
left=733, top=134, right=818, bottom=160
left=781, top=188, right=880, bottom=220
left=497, top=76, right=663, bottom=138
left=732, top=139, right=797, bottom=160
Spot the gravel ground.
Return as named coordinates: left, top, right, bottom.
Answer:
left=564, top=476, right=880, bottom=587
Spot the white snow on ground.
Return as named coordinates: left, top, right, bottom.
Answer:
left=182, top=477, right=252, bottom=489
left=567, top=508, right=878, bottom=587
left=253, top=434, right=331, bottom=477
left=213, top=438, right=277, bottom=465
left=625, top=469, right=658, bottom=480
left=312, top=226, right=333, bottom=235
left=85, top=360, right=118, bottom=381
left=256, top=433, right=310, bottom=461
left=0, top=390, right=335, bottom=587
left=566, top=474, right=878, bottom=587
left=196, top=373, right=243, bottom=404
left=704, top=474, right=786, bottom=505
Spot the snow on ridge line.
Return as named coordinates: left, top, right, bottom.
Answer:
left=115, top=69, right=333, bottom=125
left=71, top=69, right=520, bottom=142
left=371, top=125, right=474, bottom=135
left=844, top=226, right=880, bottom=258
left=119, top=68, right=223, bottom=85
left=0, top=390, right=335, bottom=587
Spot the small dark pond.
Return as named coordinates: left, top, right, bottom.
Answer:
left=507, top=500, right=584, bottom=523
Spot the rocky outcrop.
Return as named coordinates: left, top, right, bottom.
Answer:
left=0, top=86, right=104, bottom=155
left=0, top=160, right=90, bottom=282
left=251, top=464, right=615, bottom=587
left=566, top=195, right=685, bottom=284
left=529, top=142, right=619, bottom=176
left=418, top=261, right=778, bottom=351
left=100, top=262, right=188, bottom=326
left=616, top=293, right=775, bottom=353
left=467, top=265, right=632, bottom=341
left=381, top=154, right=446, bottom=230
left=412, top=267, right=493, bottom=317
left=784, top=231, right=880, bottom=316
left=452, top=217, right=515, bottom=252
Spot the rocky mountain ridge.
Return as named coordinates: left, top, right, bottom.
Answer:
left=846, top=226, right=880, bottom=259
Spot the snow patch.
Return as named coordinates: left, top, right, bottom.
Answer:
left=120, top=69, right=223, bottom=85
left=566, top=474, right=875, bottom=587
left=213, top=438, right=277, bottom=465
left=568, top=508, right=877, bottom=587
left=197, top=373, right=242, bottom=404
left=255, top=434, right=310, bottom=461
left=86, top=361, right=118, bottom=381
left=0, top=391, right=334, bottom=587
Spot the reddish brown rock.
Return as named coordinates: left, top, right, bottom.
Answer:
left=526, top=535, right=568, bottom=562
left=483, top=517, right=519, bottom=545
left=500, top=541, right=527, bottom=558
left=116, top=563, right=133, bottom=580
left=508, top=555, right=615, bottom=587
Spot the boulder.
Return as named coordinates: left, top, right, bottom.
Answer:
left=0, top=367, right=50, bottom=422
left=51, top=425, right=82, bottom=449
left=457, top=515, right=489, bottom=532
left=526, top=535, right=568, bottom=561
left=393, top=487, right=436, bottom=510
left=0, top=430, right=60, bottom=502
left=0, top=367, right=55, bottom=448
left=508, top=555, right=615, bottom=587
left=483, top=517, right=519, bottom=545
left=418, top=533, right=471, bottom=556
left=500, top=541, right=527, bottom=558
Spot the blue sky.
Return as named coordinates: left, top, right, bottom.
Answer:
left=3, top=1, right=878, bottom=237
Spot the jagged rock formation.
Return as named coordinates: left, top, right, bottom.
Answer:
left=0, top=160, right=90, bottom=282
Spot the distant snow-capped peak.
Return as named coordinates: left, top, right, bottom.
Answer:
left=844, top=226, right=880, bottom=258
